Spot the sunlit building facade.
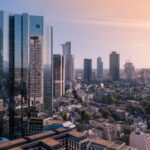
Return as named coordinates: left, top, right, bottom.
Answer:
left=53, top=54, right=65, bottom=99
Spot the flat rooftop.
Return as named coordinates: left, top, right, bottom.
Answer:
left=41, top=138, right=60, bottom=148
left=0, top=138, right=26, bottom=149
left=27, top=130, right=55, bottom=141
left=68, top=130, right=85, bottom=139
left=43, top=120, right=64, bottom=125
left=91, top=138, right=112, bottom=147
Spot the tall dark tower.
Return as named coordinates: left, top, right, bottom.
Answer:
left=0, top=11, right=44, bottom=137
left=109, top=51, right=120, bottom=81
left=84, top=59, right=92, bottom=83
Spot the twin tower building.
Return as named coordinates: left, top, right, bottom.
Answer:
left=0, top=11, right=74, bottom=135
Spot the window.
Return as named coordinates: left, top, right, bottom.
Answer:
left=36, top=24, right=40, bottom=28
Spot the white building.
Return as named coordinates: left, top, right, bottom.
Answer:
left=130, top=131, right=150, bottom=150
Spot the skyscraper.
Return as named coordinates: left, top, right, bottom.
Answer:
left=109, top=51, right=120, bottom=81
left=62, top=42, right=74, bottom=90
left=53, top=54, right=65, bottom=99
left=84, top=59, right=92, bottom=83
left=43, top=27, right=53, bottom=116
left=97, top=57, right=103, bottom=81
left=0, top=11, right=44, bottom=136
left=124, top=61, right=135, bottom=80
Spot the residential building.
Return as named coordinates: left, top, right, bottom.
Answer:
left=130, top=131, right=150, bottom=150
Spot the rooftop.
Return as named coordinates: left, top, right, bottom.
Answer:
left=27, top=130, right=55, bottom=140
left=91, top=138, right=112, bottom=147
left=68, top=130, right=85, bottom=139
left=41, top=138, right=60, bottom=148
left=0, top=138, right=26, bottom=149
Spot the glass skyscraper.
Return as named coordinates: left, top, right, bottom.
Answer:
left=0, top=11, right=44, bottom=136
left=43, top=27, right=53, bottom=116
left=84, top=59, right=92, bottom=83
left=109, top=51, right=120, bottom=81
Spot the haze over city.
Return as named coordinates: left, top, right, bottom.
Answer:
left=1, top=0, right=150, bottom=68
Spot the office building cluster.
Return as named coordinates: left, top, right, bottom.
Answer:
left=0, top=11, right=75, bottom=138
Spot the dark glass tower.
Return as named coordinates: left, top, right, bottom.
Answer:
left=0, top=11, right=43, bottom=137
left=84, top=59, right=92, bottom=83
left=109, top=51, right=120, bottom=81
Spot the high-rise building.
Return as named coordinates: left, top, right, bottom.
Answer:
left=109, top=51, right=120, bottom=81
left=84, top=59, right=92, bottom=83
left=62, top=42, right=71, bottom=55
left=62, top=42, right=74, bottom=90
left=43, top=27, right=53, bottom=116
left=53, top=54, right=65, bottom=99
left=97, top=57, right=103, bottom=81
left=124, top=61, right=135, bottom=80
left=0, top=11, right=43, bottom=136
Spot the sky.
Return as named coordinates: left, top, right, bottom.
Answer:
left=1, top=0, right=150, bottom=69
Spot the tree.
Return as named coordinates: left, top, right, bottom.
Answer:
left=61, top=112, right=68, bottom=121
left=101, top=109, right=112, bottom=118
left=123, top=125, right=132, bottom=135
left=81, top=111, right=91, bottom=122
left=94, top=112, right=102, bottom=119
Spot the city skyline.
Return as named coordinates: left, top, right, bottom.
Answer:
left=1, top=0, right=150, bottom=69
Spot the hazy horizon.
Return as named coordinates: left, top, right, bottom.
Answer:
left=1, top=0, right=150, bottom=69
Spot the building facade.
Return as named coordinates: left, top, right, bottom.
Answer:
left=53, top=54, right=65, bottom=99
left=97, top=57, right=103, bottom=81
left=62, top=42, right=74, bottom=90
left=109, top=51, right=120, bottom=81
left=0, top=11, right=43, bottom=136
left=124, top=62, right=135, bottom=80
left=84, top=59, right=92, bottom=83
left=43, top=27, right=53, bottom=116
left=130, top=131, right=150, bottom=150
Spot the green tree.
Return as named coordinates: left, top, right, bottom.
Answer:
left=101, top=109, right=112, bottom=118
left=81, top=111, right=91, bottom=122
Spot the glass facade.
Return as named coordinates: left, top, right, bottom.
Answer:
left=0, top=11, right=44, bottom=136
left=43, top=27, right=53, bottom=116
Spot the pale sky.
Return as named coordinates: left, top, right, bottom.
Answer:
left=1, top=0, right=150, bottom=68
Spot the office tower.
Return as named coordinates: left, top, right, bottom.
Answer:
left=109, top=51, right=120, bottom=81
left=62, top=42, right=71, bottom=55
left=124, top=61, right=135, bottom=80
left=43, top=27, right=53, bottom=116
left=62, top=42, right=74, bottom=90
left=84, top=59, right=92, bottom=83
left=97, top=57, right=103, bottom=81
left=0, top=11, right=43, bottom=136
left=53, top=54, right=65, bottom=99
left=141, top=69, right=150, bottom=81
